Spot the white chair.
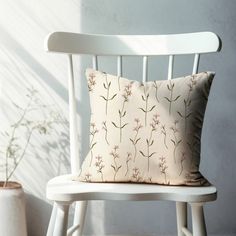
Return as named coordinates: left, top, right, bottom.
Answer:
left=44, top=32, right=221, bottom=236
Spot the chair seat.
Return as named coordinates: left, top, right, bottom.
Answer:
left=47, top=174, right=217, bottom=203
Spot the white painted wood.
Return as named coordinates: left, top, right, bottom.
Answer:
left=45, top=32, right=221, bottom=55
left=68, top=55, right=80, bottom=174
left=142, top=56, right=148, bottom=82
left=117, top=56, right=122, bottom=76
left=92, top=55, right=98, bottom=70
left=192, top=54, right=200, bottom=74
left=182, top=227, right=193, bottom=236
left=46, top=174, right=217, bottom=203
left=72, top=201, right=87, bottom=236
left=45, top=31, right=222, bottom=236
left=176, top=202, right=187, bottom=236
left=53, top=202, right=70, bottom=236
left=168, top=55, right=174, bottom=80
left=190, top=203, right=207, bottom=236
left=67, top=224, right=80, bottom=236
left=47, top=203, right=57, bottom=236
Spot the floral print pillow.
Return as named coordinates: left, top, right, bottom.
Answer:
left=78, top=68, right=215, bottom=186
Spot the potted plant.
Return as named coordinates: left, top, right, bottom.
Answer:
left=0, top=87, right=58, bottom=236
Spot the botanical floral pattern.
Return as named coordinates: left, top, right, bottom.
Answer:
left=139, top=114, right=160, bottom=172
left=110, top=145, right=122, bottom=181
left=177, top=76, right=197, bottom=134
left=170, top=120, right=182, bottom=164
left=125, top=152, right=132, bottom=176
left=89, top=123, right=98, bottom=166
left=159, top=156, right=168, bottom=184
left=112, top=83, right=132, bottom=142
left=79, top=69, right=215, bottom=186
left=95, top=155, right=104, bottom=181
left=164, top=80, right=180, bottom=115
left=102, top=121, right=109, bottom=145
left=132, top=167, right=143, bottom=182
left=100, top=72, right=117, bottom=115
left=139, top=85, right=156, bottom=126
left=130, top=118, right=142, bottom=162
left=153, top=81, right=162, bottom=102
left=88, top=72, right=96, bottom=92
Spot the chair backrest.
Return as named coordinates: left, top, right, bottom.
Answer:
left=45, top=31, right=221, bottom=174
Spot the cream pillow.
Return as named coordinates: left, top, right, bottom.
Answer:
left=78, top=68, right=215, bottom=186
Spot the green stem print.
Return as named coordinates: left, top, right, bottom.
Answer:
left=187, top=139, right=197, bottom=169
left=102, top=121, right=109, bottom=145
left=130, top=118, right=143, bottom=162
left=88, top=72, right=96, bottom=92
left=139, top=85, right=156, bottom=126
left=139, top=114, right=159, bottom=172
left=125, top=152, right=132, bottom=176
left=110, top=145, right=122, bottom=181
left=100, top=73, right=117, bottom=115
left=84, top=173, right=92, bottom=182
left=132, top=167, right=142, bottom=182
left=179, top=152, right=186, bottom=176
left=89, top=123, right=98, bottom=167
left=95, top=155, right=105, bottom=181
left=159, top=156, right=168, bottom=184
left=161, top=125, right=168, bottom=149
left=153, top=81, right=162, bottom=102
left=177, top=76, right=197, bottom=134
left=164, top=81, right=180, bottom=115
left=170, top=120, right=182, bottom=164
left=112, top=83, right=132, bottom=142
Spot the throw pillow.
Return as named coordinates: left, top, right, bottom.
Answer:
left=78, top=68, right=215, bottom=186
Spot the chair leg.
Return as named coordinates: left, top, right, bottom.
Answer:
left=176, top=202, right=187, bottom=236
left=53, top=202, right=70, bottom=236
left=72, top=201, right=88, bottom=236
left=190, top=203, right=207, bottom=236
left=47, top=202, right=58, bottom=236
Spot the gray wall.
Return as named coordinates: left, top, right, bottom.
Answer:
left=0, top=0, right=235, bottom=235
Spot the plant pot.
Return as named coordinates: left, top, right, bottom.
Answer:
left=0, top=182, right=27, bottom=236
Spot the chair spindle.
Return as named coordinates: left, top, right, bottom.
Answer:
left=142, top=56, right=148, bottom=83
left=68, top=54, right=80, bottom=173
left=92, top=55, right=98, bottom=70
left=192, top=53, right=200, bottom=75
left=117, top=56, right=122, bottom=77
left=168, top=55, right=174, bottom=80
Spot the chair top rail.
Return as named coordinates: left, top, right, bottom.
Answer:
left=45, top=31, right=221, bottom=56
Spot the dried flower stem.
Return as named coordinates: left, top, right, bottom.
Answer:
left=161, top=125, right=168, bottom=149
left=110, top=146, right=122, bottom=181
left=139, top=86, right=155, bottom=126
left=130, top=119, right=142, bottom=162
left=112, top=83, right=132, bottom=142
left=179, top=152, right=186, bottom=176
left=89, top=123, right=98, bottom=166
left=153, top=81, right=161, bottom=102
left=170, top=121, right=182, bottom=164
left=159, top=156, right=168, bottom=184
left=100, top=73, right=117, bottom=115
left=125, top=152, right=132, bottom=176
left=95, top=156, right=104, bottom=181
left=139, top=114, right=159, bottom=172
left=102, top=121, right=109, bottom=145
left=164, top=81, right=180, bottom=115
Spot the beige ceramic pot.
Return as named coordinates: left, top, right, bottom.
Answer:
left=0, top=182, right=27, bottom=236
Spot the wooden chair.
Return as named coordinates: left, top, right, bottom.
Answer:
left=44, top=31, right=221, bottom=236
